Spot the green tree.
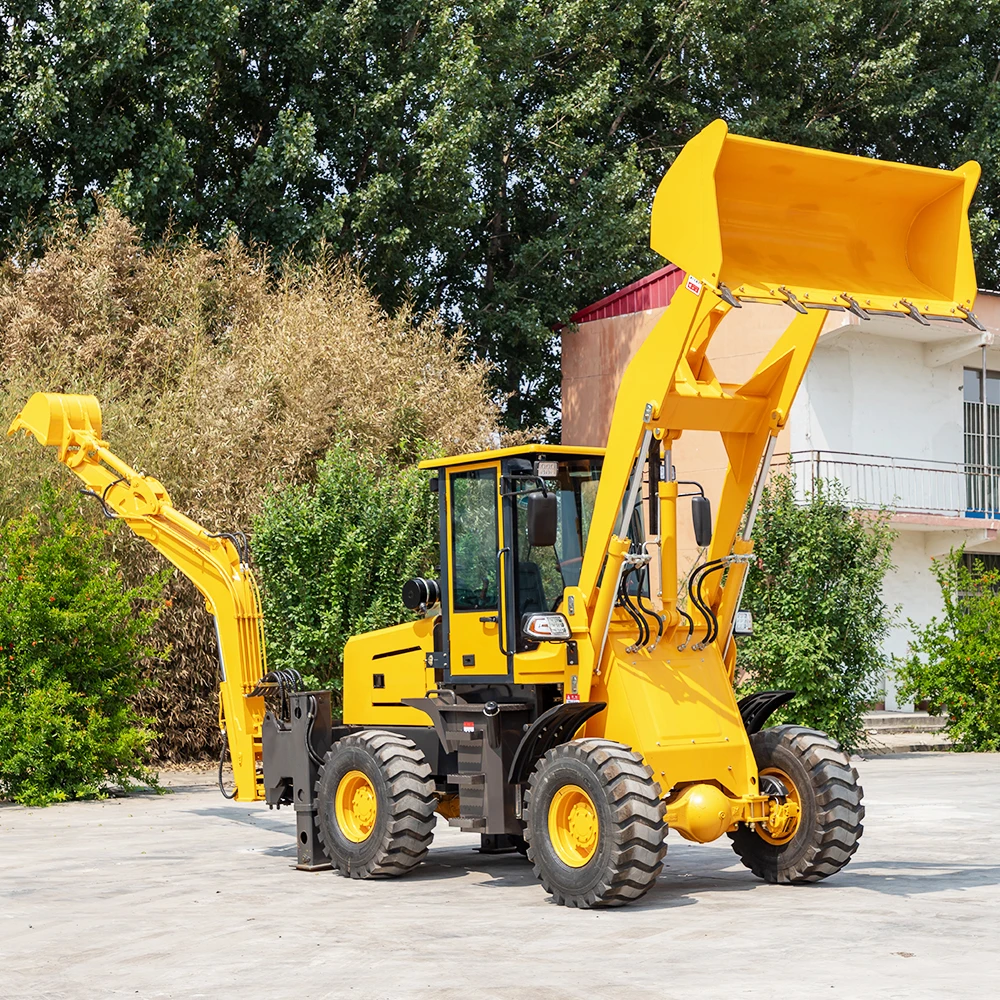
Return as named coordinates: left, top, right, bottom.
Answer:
left=896, top=550, right=1000, bottom=751
left=665, top=0, right=1000, bottom=287
left=738, top=474, right=896, bottom=751
left=0, top=484, right=165, bottom=805
left=252, top=443, right=438, bottom=708
left=4, top=1, right=1000, bottom=427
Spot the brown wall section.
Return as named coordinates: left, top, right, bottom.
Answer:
left=561, top=308, right=665, bottom=447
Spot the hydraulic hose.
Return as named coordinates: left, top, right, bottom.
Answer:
left=635, top=567, right=665, bottom=648
left=621, top=570, right=649, bottom=648
left=695, top=562, right=726, bottom=645
left=687, top=558, right=725, bottom=648
left=686, top=558, right=722, bottom=623
left=618, top=567, right=649, bottom=648
left=305, top=695, right=327, bottom=767
left=676, top=607, right=695, bottom=649
left=218, top=739, right=237, bottom=800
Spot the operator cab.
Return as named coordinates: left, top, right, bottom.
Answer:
left=417, top=445, right=623, bottom=680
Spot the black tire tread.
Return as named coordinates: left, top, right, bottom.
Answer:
left=525, top=738, right=666, bottom=908
left=316, top=730, right=436, bottom=879
left=729, top=725, right=864, bottom=885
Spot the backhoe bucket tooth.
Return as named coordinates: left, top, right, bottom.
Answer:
left=651, top=119, right=980, bottom=316
left=7, top=392, right=103, bottom=450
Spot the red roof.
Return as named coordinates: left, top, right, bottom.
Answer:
left=569, top=264, right=683, bottom=324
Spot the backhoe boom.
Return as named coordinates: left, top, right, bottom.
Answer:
left=8, top=394, right=266, bottom=801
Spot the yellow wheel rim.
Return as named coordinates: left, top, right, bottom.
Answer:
left=758, top=766, right=802, bottom=845
left=335, top=770, right=378, bottom=843
left=548, top=784, right=599, bottom=867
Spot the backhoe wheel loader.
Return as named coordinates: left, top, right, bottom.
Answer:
left=9, top=119, right=982, bottom=908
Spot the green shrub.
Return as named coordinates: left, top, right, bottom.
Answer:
left=738, top=474, right=896, bottom=752
left=0, top=484, right=165, bottom=805
left=895, top=550, right=1000, bottom=751
left=253, top=443, right=438, bottom=709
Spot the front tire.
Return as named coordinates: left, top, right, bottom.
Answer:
left=315, top=730, right=436, bottom=878
left=729, top=725, right=864, bottom=884
left=525, top=739, right=666, bottom=908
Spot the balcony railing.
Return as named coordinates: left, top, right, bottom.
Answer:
left=771, top=451, right=1000, bottom=519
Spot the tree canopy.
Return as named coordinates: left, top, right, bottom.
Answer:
left=3, top=0, right=1000, bottom=429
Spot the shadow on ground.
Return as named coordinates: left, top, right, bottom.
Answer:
left=187, top=803, right=1000, bottom=909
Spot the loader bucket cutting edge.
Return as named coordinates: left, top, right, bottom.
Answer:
left=7, top=392, right=103, bottom=449
left=651, top=119, right=980, bottom=313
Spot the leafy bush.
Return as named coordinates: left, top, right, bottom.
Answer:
left=895, top=550, right=1000, bottom=751
left=0, top=208, right=506, bottom=758
left=739, top=474, right=896, bottom=752
left=253, top=443, right=438, bottom=709
left=0, top=485, right=165, bottom=805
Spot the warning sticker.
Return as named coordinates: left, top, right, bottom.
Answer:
left=685, top=275, right=703, bottom=296
left=564, top=693, right=581, bottom=703
left=463, top=721, right=475, bottom=733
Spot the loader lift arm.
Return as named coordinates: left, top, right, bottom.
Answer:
left=576, top=118, right=982, bottom=679
left=8, top=394, right=267, bottom=802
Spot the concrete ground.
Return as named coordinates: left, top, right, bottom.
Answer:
left=2, top=753, right=998, bottom=1000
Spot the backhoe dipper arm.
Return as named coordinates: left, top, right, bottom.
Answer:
left=8, top=393, right=267, bottom=802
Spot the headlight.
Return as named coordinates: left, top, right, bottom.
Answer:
left=521, top=612, right=572, bottom=642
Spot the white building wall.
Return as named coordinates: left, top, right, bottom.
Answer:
left=787, top=323, right=1000, bottom=709
left=790, top=329, right=965, bottom=463
left=879, top=533, right=946, bottom=710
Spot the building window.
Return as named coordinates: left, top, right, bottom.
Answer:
left=963, top=368, right=1000, bottom=515
left=962, top=552, right=1000, bottom=577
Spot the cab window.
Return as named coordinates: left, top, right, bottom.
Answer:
left=511, top=457, right=602, bottom=622
left=451, top=469, right=499, bottom=610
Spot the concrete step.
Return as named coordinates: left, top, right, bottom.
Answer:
left=862, top=730, right=954, bottom=754
left=863, top=710, right=949, bottom=733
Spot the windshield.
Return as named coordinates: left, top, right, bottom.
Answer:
left=510, top=457, right=603, bottom=620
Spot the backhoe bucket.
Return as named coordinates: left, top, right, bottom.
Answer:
left=651, top=119, right=980, bottom=317
left=7, top=392, right=103, bottom=452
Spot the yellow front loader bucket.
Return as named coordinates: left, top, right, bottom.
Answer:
left=652, top=119, right=981, bottom=321
left=8, top=392, right=103, bottom=462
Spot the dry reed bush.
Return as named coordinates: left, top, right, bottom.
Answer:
left=0, top=208, right=507, bottom=759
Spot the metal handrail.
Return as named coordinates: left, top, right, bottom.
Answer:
left=770, top=450, right=1000, bottom=518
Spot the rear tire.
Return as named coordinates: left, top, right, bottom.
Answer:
left=525, top=739, right=666, bottom=908
left=316, top=730, right=436, bottom=878
left=729, top=725, right=864, bottom=884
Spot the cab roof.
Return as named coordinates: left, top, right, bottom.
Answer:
left=418, top=443, right=605, bottom=471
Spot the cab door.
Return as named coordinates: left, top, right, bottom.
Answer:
left=445, top=462, right=511, bottom=680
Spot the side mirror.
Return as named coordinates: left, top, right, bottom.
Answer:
left=527, top=492, right=558, bottom=547
left=692, top=495, right=713, bottom=547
